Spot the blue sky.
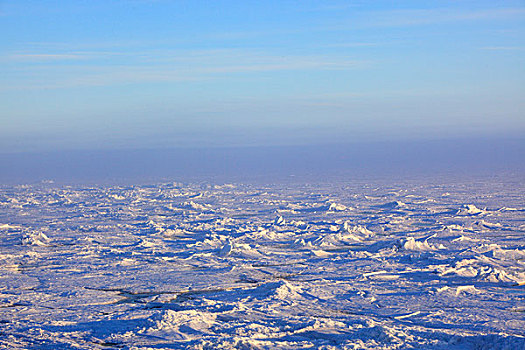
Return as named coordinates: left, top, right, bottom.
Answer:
left=1, top=0, right=524, bottom=152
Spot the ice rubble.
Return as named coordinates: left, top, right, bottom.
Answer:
left=0, top=180, right=523, bottom=349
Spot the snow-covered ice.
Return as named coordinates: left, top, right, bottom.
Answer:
left=0, top=178, right=524, bottom=349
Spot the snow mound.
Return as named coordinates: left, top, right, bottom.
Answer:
left=440, top=256, right=525, bottom=284
left=456, top=285, right=481, bottom=296
left=452, top=235, right=479, bottom=242
left=344, top=222, right=374, bottom=237
left=0, top=224, right=21, bottom=231
left=474, top=220, right=503, bottom=230
left=457, top=204, right=486, bottom=215
left=274, top=215, right=285, bottom=225
left=315, top=231, right=364, bottom=246
left=328, top=202, right=347, bottom=211
left=252, top=280, right=302, bottom=300
left=149, top=310, right=217, bottom=339
left=22, top=232, right=51, bottom=246
left=401, top=237, right=437, bottom=251
left=218, top=239, right=233, bottom=257
left=491, top=247, right=525, bottom=260
left=375, top=201, right=406, bottom=210
left=313, top=223, right=375, bottom=245
left=181, top=201, right=211, bottom=211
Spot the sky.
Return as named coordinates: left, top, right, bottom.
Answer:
left=1, top=0, right=524, bottom=153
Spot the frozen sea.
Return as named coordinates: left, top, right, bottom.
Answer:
left=0, top=174, right=524, bottom=349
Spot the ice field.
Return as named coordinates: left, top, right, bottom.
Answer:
left=0, top=178, right=524, bottom=349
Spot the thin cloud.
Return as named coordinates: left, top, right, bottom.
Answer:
left=1, top=62, right=367, bottom=91
left=201, top=60, right=364, bottom=73
left=323, top=42, right=380, bottom=48
left=2, top=48, right=370, bottom=90
left=8, top=53, right=85, bottom=61
left=293, top=3, right=364, bottom=13
left=2, top=50, right=139, bottom=64
left=481, top=46, right=524, bottom=51
left=327, top=7, right=525, bottom=30
left=378, top=7, right=525, bottom=26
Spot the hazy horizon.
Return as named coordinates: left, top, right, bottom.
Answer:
left=1, top=136, right=523, bottom=185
